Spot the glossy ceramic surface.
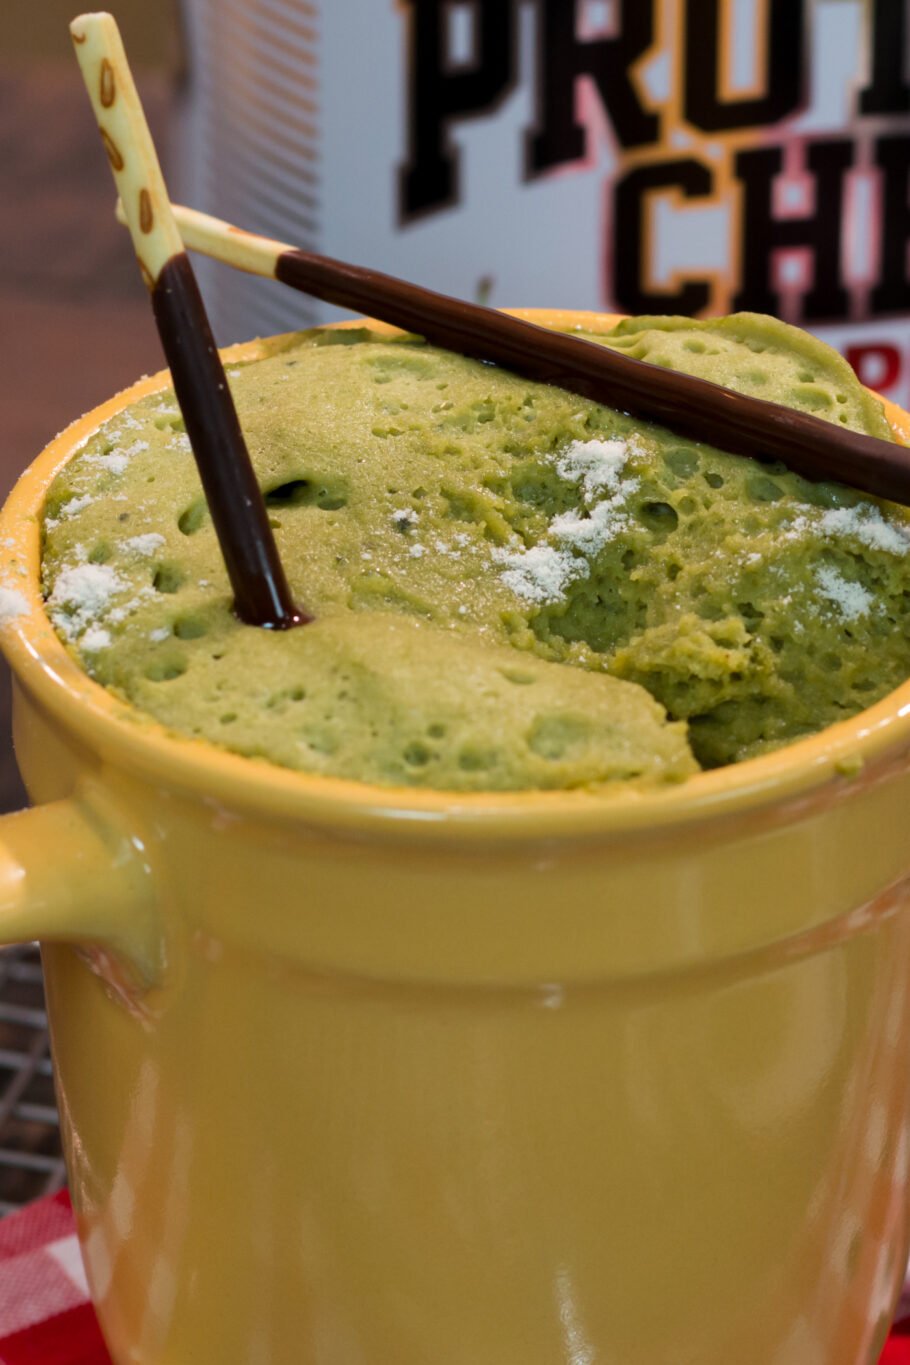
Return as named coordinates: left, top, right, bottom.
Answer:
left=1, top=313, right=909, bottom=1363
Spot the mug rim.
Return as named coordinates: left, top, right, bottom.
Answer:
left=3, top=308, right=910, bottom=843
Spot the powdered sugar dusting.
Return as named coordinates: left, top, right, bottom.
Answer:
left=819, top=504, right=910, bottom=556
left=123, top=532, right=166, bottom=556
left=81, top=626, right=112, bottom=652
left=84, top=438, right=148, bottom=478
left=0, top=587, right=28, bottom=624
left=494, top=437, right=638, bottom=604
left=492, top=543, right=583, bottom=604
left=554, top=438, right=630, bottom=502
left=815, top=565, right=874, bottom=620
left=60, top=494, right=93, bottom=520
left=550, top=496, right=636, bottom=555
left=45, top=493, right=95, bottom=531
left=48, top=564, right=124, bottom=640
left=88, top=452, right=130, bottom=476
left=106, top=585, right=155, bottom=625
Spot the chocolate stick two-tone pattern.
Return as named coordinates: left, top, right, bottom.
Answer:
left=70, top=14, right=306, bottom=630
left=137, top=202, right=910, bottom=509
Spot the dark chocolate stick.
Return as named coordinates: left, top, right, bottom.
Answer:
left=274, top=250, right=910, bottom=506
left=150, top=202, right=910, bottom=506
left=152, top=255, right=308, bottom=628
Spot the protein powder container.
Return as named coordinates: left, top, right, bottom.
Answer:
left=175, top=0, right=910, bottom=405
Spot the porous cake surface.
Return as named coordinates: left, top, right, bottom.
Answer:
left=40, top=314, right=910, bottom=787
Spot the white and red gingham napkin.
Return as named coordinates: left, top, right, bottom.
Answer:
left=1, top=1190, right=909, bottom=1364
left=0, top=1192, right=110, bottom=1364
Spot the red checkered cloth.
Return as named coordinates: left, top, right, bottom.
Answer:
left=0, top=1192, right=110, bottom=1364
left=0, top=1191, right=908, bottom=1363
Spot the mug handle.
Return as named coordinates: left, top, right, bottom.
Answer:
left=0, top=792, right=160, bottom=984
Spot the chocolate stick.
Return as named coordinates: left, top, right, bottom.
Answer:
left=71, top=15, right=306, bottom=629
left=119, top=200, right=910, bottom=510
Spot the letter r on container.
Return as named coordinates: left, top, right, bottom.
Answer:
left=846, top=344, right=902, bottom=394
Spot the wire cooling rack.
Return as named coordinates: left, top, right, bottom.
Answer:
left=0, top=946, right=66, bottom=1215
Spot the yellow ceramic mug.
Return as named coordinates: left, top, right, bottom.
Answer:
left=1, top=312, right=910, bottom=1365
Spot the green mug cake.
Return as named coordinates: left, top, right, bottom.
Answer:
left=40, top=312, right=910, bottom=791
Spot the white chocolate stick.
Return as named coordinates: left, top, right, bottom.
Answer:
left=116, top=198, right=292, bottom=280
left=71, top=12, right=183, bottom=287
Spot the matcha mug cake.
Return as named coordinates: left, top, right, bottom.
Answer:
left=1, top=311, right=910, bottom=1364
